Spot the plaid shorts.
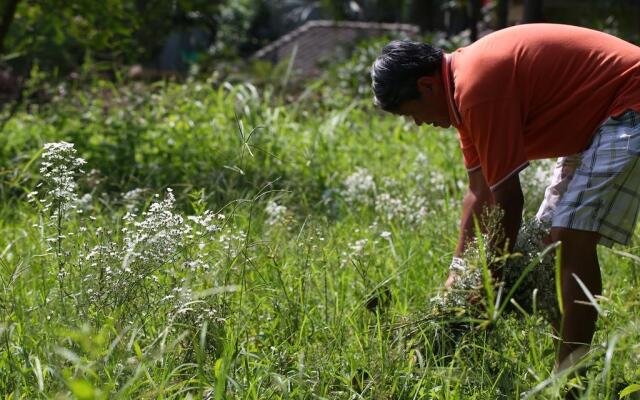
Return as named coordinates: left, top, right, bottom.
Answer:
left=551, top=110, right=640, bottom=247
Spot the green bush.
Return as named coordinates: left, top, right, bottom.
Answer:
left=3, top=0, right=258, bottom=76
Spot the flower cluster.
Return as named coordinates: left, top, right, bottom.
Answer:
left=341, top=168, right=376, bottom=205
left=82, top=189, right=223, bottom=315
left=264, top=201, right=288, bottom=226
left=340, top=154, right=460, bottom=227
left=374, top=191, right=429, bottom=225
left=122, top=188, right=148, bottom=212
left=408, top=153, right=462, bottom=204
left=31, top=142, right=87, bottom=213
left=341, top=169, right=433, bottom=227
left=28, top=142, right=89, bottom=289
left=121, top=189, right=186, bottom=269
left=348, top=238, right=369, bottom=257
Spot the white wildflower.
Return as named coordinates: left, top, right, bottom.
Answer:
left=187, top=210, right=222, bottom=233
left=342, top=168, right=376, bottom=205
left=429, top=171, right=447, bottom=193
left=123, top=188, right=148, bottom=211
left=375, top=192, right=406, bottom=222
left=33, top=141, right=86, bottom=213
left=264, top=201, right=287, bottom=226
left=75, top=193, right=93, bottom=211
left=80, top=189, right=223, bottom=316
left=348, top=238, right=368, bottom=256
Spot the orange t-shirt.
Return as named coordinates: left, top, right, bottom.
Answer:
left=446, top=24, right=640, bottom=189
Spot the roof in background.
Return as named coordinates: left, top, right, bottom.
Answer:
left=252, top=20, right=420, bottom=76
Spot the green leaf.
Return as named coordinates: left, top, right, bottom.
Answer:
left=214, top=358, right=224, bottom=378
left=133, top=341, right=143, bottom=360
left=68, top=379, right=95, bottom=400
left=555, top=244, right=564, bottom=315
left=620, top=384, right=640, bottom=398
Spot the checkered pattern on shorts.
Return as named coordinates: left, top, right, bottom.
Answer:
left=552, top=110, right=640, bottom=247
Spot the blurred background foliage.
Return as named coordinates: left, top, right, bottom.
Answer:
left=0, top=0, right=639, bottom=205
left=2, top=0, right=256, bottom=75
left=1, top=0, right=638, bottom=79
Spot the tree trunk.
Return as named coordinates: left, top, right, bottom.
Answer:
left=376, top=0, right=402, bottom=22
left=496, top=0, right=509, bottom=29
left=469, top=0, right=482, bottom=42
left=409, top=0, right=434, bottom=31
left=523, top=0, right=543, bottom=23
left=0, top=0, right=20, bottom=55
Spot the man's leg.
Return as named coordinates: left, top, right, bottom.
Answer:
left=550, top=227, right=601, bottom=369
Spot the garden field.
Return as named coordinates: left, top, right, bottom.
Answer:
left=1, top=47, right=639, bottom=399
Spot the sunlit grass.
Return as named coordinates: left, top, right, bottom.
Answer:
left=0, top=74, right=638, bottom=399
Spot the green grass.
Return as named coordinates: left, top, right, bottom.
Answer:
left=0, top=73, right=639, bottom=399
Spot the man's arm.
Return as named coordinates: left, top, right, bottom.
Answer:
left=446, top=170, right=524, bottom=288
left=446, top=168, right=493, bottom=288
left=454, top=168, right=494, bottom=257
left=491, top=173, right=524, bottom=255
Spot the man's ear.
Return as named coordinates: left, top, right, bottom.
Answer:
left=416, top=76, right=436, bottom=96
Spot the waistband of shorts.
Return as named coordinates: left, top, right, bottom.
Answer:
left=610, top=109, right=640, bottom=125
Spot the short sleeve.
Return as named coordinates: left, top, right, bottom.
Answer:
left=461, top=99, right=529, bottom=190
left=457, top=127, right=481, bottom=171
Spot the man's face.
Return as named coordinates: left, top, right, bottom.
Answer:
left=394, top=75, right=452, bottom=128
left=395, top=98, right=451, bottom=128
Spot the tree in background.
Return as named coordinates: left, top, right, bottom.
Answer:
left=468, top=0, right=482, bottom=41
left=409, top=0, right=437, bottom=31
left=523, top=0, right=543, bottom=23
left=495, top=0, right=509, bottom=29
left=0, top=0, right=20, bottom=56
left=0, top=0, right=257, bottom=76
left=2, top=0, right=638, bottom=82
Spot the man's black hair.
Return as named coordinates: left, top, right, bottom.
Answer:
left=371, top=40, right=443, bottom=112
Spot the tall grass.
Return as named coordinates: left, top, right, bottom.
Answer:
left=0, top=64, right=639, bottom=399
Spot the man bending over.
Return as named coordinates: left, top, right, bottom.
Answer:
left=370, top=24, right=640, bottom=372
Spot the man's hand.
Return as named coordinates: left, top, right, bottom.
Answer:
left=445, top=257, right=466, bottom=289
left=450, top=169, right=491, bottom=290
left=445, top=271, right=457, bottom=289
left=448, top=170, right=524, bottom=292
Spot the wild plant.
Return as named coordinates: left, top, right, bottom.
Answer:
left=264, top=200, right=288, bottom=226
left=341, top=167, right=377, bottom=206
left=341, top=165, right=434, bottom=227
left=82, top=188, right=225, bottom=324
left=27, top=141, right=230, bottom=331
left=405, top=209, right=560, bottom=362
left=27, top=141, right=86, bottom=297
left=434, top=210, right=559, bottom=322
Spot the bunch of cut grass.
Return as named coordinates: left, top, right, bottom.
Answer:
left=437, top=215, right=559, bottom=320
left=400, top=215, right=560, bottom=359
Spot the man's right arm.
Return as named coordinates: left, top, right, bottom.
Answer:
left=455, top=168, right=494, bottom=257
left=445, top=168, right=493, bottom=288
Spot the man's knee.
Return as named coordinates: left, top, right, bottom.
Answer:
left=551, top=228, right=600, bottom=269
left=550, top=227, right=600, bottom=246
